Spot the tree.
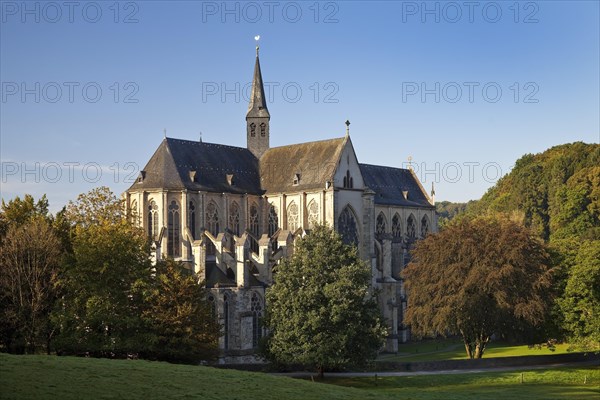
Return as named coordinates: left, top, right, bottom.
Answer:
left=558, top=240, right=600, bottom=351
left=141, top=260, right=220, bottom=363
left=0, top=218, right=61, bottom=353
left=263, top=224, right=386, bottom=377
left=52, top=188, right=153, bottom=357
left=403, top=217, right=553, bottom=359
left=0, top=194, right=50, bottom=241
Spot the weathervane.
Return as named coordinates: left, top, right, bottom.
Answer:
left=408, top=155, right=413, bottom=170
left=255, top=35, right=260, bottom=55
left=345, top=120, right=350, bottom=136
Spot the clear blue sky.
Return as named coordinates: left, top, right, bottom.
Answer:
left=1, top=0, right=599, bottom=211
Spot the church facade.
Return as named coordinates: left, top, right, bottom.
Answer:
left=126, top=48, right=437, bottom=362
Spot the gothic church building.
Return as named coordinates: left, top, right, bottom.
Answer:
left=126, top=48, right=437, bottom=362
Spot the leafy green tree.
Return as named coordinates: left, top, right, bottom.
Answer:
left=263, top=224, right=386, bottom=378
left=141, top=260, right=220, bottom=363
left=558, top=240, right=600, bottom=351
left=53, top=188, right=153, bottom=357
left=403, top=217, right=554, bottom=359
left=0, top=219, right=61, bottom=354
left=0, top=194, right=50, bottom=241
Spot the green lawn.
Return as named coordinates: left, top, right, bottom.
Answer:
left=1, top=353, right=599, bottom=400
left=325, top=368, right=600, bottom=400
left=378, top=339, right=574, bottom=362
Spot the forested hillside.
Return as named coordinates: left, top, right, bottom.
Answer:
left=467, top=142, right=599, bottom=242
left=461, top=142, right=599, bottom=348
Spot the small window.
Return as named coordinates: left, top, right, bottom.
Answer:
left=260, top=123, right=266, bottom=137
left=293, top=173, right=300, bottom=186
left=250, top=123, right=256, bottom=137
left=343, top=170, right=353, bottom=189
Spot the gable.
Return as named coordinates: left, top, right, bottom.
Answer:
left=333, top=137, right=365, bottom=190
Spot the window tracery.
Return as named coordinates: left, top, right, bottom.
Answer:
left=287, top=202, right=299, bottom=232
left=338, top=206, right=359, bottom=246
left=168, top=200, right=180, bottom=257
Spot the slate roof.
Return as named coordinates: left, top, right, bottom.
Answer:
left=360, top=164, right=434, bottom=208
left=129, top=138, right=263, bottom=195
left=246, top=52, right=270, bottom=119
left=205, top=262, right=266, bottom=288
left=259, top=137, right=346, bottom=193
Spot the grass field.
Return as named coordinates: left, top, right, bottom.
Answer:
left=377, top=339, right=573, bottom=362
left=1, top=353, right=599, bottom=400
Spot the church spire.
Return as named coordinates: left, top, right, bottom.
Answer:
left=246, top=36, right=270, bottom=158
left=246, top=44, right=270, bottom=119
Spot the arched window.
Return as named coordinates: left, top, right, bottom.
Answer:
left=130, top=200, right=138, bottom=224
left=168, top=200, right=180, bottom=257
left=249, top=203, right=259, bottom=236
left=208, top=295, right=216, bottom=319
left=206, top=201, right=219, bottom=236
left=229, top=202, right=240, bottom=236
left=343, top=170, right=354, bottom=189
left=250, top=123, right=256, bottom=137
left=407, top=214, right=417, bottom=240
left=188, top=200, right=196, bottom=239
left=287, top=202, right=299, bottom=232
left=376, top=212, right=386, bottom=239
left=148, top=200, right=158, bottom=239
left=268, top=204, right=279, bottom=237
left=421, top=215, right=430, bottom=238
left=307, top=200, right=319, bottom=229
left=260, top=122, right=266, bottom=137
left=392, top=213, right=402, bottom=238
left=223, top=293, right=230, bottom=350
left=338, top=206, right=359, bottom=246
left=251, top=293, right=263, bottom=347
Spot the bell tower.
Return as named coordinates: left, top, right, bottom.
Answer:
left=246, top=44, right=270, bottom=158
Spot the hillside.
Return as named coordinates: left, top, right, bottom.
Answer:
left=1, top=354, right=599, bottom=400
left=467, top=142, right=600, bottom=242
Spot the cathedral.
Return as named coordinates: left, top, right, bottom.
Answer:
left=126, top=46, right=437, bottom=362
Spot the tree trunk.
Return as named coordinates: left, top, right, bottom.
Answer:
left=318, top=365, right=324, bottom=379
left=464, top=341, right=473, bottom=359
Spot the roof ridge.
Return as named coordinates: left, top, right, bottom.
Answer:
left=166, top=137, right=249, bottom=151
left=266, top=136, right=345, bottom=150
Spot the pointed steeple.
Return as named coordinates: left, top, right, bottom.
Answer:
left=246, top=42, right=270, bottom=158
left=247, top=45, right=270, bottom=119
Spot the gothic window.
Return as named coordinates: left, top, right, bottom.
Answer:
left=392, top=213, right=402, bottom=238
left=229, top=201, right=240, bottom=236
left=223, top=294, right=230, bottom=350
left=251, top=293, right=263, bottom=347
left=208, top=295, right=216, bottom=319
left=287, top=202, right=299, bottom=232
left=268, top=204, right=278, bottom=237
left=342, top=169, right=353, bottom=189
left=249, top=203, right=260, bottom=253
left=206, top=201, right=219, bottom=236
left=376, top=212, right=386, bottom=239
left=130, top=200, right=138, bottom=224
left=249, top=203, right=259, bottom=236
left=168, top=200, right=180, bottom=257
left=307, top=200, right=319, bottom=229
left=407, top=214, right=417, bottom=240
left=250, top=123, right=256, bottom=137
left=188, top=200, right=196, bottom=239
left=260, top=122, right=266, bottom=137
left=148, top=200, right=158, bottom=239
left=421, top=215, right=430, bottom=238
left=338, top=206, right=359, bottom=246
